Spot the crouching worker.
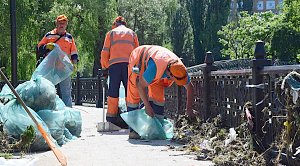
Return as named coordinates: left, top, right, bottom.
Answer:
left=127, top=45, right=196, bottom=139
left=100, top=16, right=139, bottom=128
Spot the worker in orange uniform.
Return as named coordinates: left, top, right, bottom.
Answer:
left=127, top=45, right=196, bottom=139
left=37, top=14, right=78, bottom=107
left=100, top=16, right=139, bottom=127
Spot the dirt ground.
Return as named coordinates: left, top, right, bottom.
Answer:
left=29, top=105, right=213, bottom=166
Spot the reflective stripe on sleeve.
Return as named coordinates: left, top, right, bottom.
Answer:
left=71, top=51, right=78, bottom=55
left=102, top=47, right=110, bottom=51
left=127, top=103, right=139, bottom=108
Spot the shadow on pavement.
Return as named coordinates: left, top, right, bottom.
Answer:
left=128, top=139, right=182, bottom=147
left=97, top=129, right=129, bottom=135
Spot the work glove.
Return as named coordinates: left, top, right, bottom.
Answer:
left=71, top=54, right=79, bottom=64
left=100, top=68, right=108, bottom=78
left=45, top=43, right=55, bottom=50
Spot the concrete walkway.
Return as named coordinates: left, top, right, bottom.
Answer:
left=30, top=105, right=213, bottom=166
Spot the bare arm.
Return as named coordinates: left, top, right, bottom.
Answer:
left=184, top=82, right=196, bottom=118
left=137, top=77, right=154, bottom=117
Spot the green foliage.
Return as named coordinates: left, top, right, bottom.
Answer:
left=0, top=0, right=10, bottom=75
left=170, top=0, right=194, bottom=66
left=2, top=0, right=298, bottom=80
left=187, top=0, right=230, bottom=64
left=0, top=122, right=13, bottom=157
left=117, top=0, right=174, bottom=45
left=271, top=23, right=300, bottom=62
left=218, top=11, right=282, bottom=59
left=219, top=0, right=300, bottom=62
left=0, top=153, right=13, bottom=159
left=284, top=0, right=300, bottom=31
left=0, top=0, right=118, bottom=79
left=13, top=125, right=35, bottom=152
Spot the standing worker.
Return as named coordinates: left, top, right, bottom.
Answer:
left=37, top=14, right=79, bottom=107
left=100, top=16, right=139, bottom=127
left=127, top=45, right=196, bottom=139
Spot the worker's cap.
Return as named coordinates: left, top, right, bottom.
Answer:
left=168, top=60, right=188, bottom=86
left=56, top=15, right=68, bottom=23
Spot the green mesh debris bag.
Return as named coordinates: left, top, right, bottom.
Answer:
left=0, top=102, right=3, bottom=123
left=0, top=77, right=56, bottom=111
left=37, top=106, right=81, bottom=145
left=55, top=95, right=66, bottom=110
left=63, top=107, right=82, bottom=137
left=31, top=44, right=74, bottom=85
left=121, top=109, right=174, bottom=140
left=0, top=100, right=55, bottom=151
left=37, top=109, right=66, bottom=145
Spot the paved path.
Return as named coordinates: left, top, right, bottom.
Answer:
left=30, top=105, right=213, bottom=166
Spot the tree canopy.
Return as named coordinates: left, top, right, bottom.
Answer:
left=0, top=0, right=299, bottom=80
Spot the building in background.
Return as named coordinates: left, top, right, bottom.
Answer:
left=253, top=0, right=284, bottom=13
left=230, top=0, right=284, bottom=14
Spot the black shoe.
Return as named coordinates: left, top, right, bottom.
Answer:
left=106, top=116, right=128, bottom=129
left=129, top=131, right=141, bottom=139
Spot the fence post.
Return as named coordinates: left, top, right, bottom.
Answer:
left=96, top=69, right=103, bottom=108
left=250, top=40, right=271, bottom=151
left=75, top=71, right=82, bottom=105
left=202, top=51, right=217, bottom=120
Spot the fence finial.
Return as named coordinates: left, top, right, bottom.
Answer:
left=204, top=51, right=214, bottom=65
left=254, top=40, right=266, bottom=59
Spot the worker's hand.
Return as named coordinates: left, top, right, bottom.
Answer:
left=245, top=107, right=254, bottom=130
left=145, top=105, right=155, bottom=117
left=71, top=54, right=79, bottom=64
left=186, top=109, right=198, bottom=123
left=101, top=68, right=109, bottom=78
left=72, top=59, right=78, bottom=64
left=186, top=109, right=197, bottom=118
left=46, top=43, right=55, bottom=50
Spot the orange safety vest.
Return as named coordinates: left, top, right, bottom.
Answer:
left=101, top=25, right=139, bottom=69
left=38, top=28, right=78, bottom=59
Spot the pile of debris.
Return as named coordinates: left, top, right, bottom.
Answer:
left=172, top=115, right=266, bottom=165
left=172, top=71, right=300, bottom=165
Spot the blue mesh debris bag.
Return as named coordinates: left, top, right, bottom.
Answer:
left=121, top=109, right=174, bottom=140
left=31, top=44, right=74, bottom=85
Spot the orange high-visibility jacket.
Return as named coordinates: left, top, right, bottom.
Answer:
left=38, top=28, right=78, bottom=59
left=101, top=25, right=139, bottom=69
left=129, top=45, right=184, bottom=85
left=127, top=45, right=184, bottom=107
